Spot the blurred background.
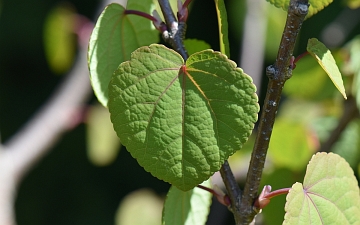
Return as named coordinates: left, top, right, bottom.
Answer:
left=1, top=0, right=360, bottom=224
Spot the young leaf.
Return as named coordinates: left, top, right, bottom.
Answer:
left=88, top=1, right=158, bottom=107
left=162, top=180, right=212, bottom=225
left=108, top=44, right=259, bottom=191
left=266, top=0, right=333, bottom=18
left=283, top=153, right=360, bottom=224
left=307, top=38, right=347, bottom=99
left=214, top=0, right=230, bottom=57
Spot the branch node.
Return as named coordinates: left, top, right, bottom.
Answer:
left=294, top=2, right=309, bottom=16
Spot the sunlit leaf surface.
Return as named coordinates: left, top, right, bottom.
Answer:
left=284, top=153, right=360, bottom=224
left=307, top=38, right=347, bottom=99
left=108, top=44, right=259, bottom=190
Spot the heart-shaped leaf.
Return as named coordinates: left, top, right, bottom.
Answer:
left=307, top=38, right=347, bottom=99
left=88, top=1, right=158, bottom=107
left=162, top=180, right=212, bottom=225
left=266, top=0, right=333, bottom=19
left=283, top=152, right=360, bottom=224
left=108, top=44, right=259, bottom=191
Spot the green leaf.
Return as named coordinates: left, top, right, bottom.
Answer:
left=162, top=180, right=212, bottom=225
left=347, top=36, right=360, bottom=110
left=266, top=0, right=333, bottom=19
left=269, top=118, right=315, bottom=171
left=108, top=44, right=259, bottom=191
left=344, top=0, right=360, bottom=9
left=284, top=54, right=336, bottom=100
left=115, top=189, right=163, bottom=225
left=214, top=0, right=230, bottom=57
left=284, top=153, right=360, bottom=225
left=183, top=39, right=211, bottom=56
left=44, top=3, right=76, bottom=74
left=307, top=38, right=347, bottom=99
left=86, top=105, right=121, bottom=166
left=88, top=1, right=159, bottom=107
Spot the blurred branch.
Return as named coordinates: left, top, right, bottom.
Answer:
left=0, top=29, right=92, bottom=225
left=239, top=0, right=268, bottom=95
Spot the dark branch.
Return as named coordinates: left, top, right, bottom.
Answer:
left=220, top=160, right=242, bottom=223
left=239, top=0, right=309, bottom=224
left=158, top=0, right=188, bottom=60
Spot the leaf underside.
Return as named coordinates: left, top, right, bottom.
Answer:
left=108, top=44, right=259, bottom=191
left=284, top=152, right=360, bottom=225
left=88, top=1, right=158, bottom=107
left=162, top=180, right=212, bottom=225
left=307, top=38, right=347, bottom=99
left=266, top=0, right=333, bottom=19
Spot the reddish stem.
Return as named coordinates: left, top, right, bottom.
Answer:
left=263, top=188, right=291, bottom=199
left=197, top=184, right=231, bottom=207
left=197, top=184, right=216, bottom=195
left=183, top=0, right=193, bottom=8
left=293, top=51, right=309, bottom=67
left=125, top=10, right=157, bottom=22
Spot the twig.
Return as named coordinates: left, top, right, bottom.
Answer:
left=318, top=95, right=359, bottom=152
left=158, top=0, right=188, bottom=60
left=220, top=160, right=242, bottom=223
left=239, top=1, right=309, bottom=224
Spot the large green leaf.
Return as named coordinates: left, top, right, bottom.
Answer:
left=266, top=0, right=333, bottom=18
left=162, top=180, right=212, bottom=225
left=88, top=1, right=159, bottom=107
left=214, top=0, right=230, bottom=57
left=307, top=38, right=347, bottom=99
left=283, top=153, right=360, bottom=224
left=108, top=44, right=259, bottom=191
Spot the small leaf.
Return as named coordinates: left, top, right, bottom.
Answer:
left=88, top=1, right=159, bottom=107
left=115, top=189, right=163, bottom=225
left=344, top=0, right=360, bottom=9
left=307, top=38, right=347, bottom=99
left=86, top=105, right=121, bottom=166
left=347, top=36, right=360, bottom=110
left=284, top=153, right=360, bottom=225
left=266, top=0, right=333, bottom=19
left=162, top=180, right=212, bottom=225
left=284, top=54, right=336, bottom=100
left=44, top=3, right=76, bottom=74
left=108, top=44, right=259, bottom=191
left=214, top=0, right=230, bottom=57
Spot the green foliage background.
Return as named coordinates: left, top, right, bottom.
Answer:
left=1, top=0, right=360, bottom=224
